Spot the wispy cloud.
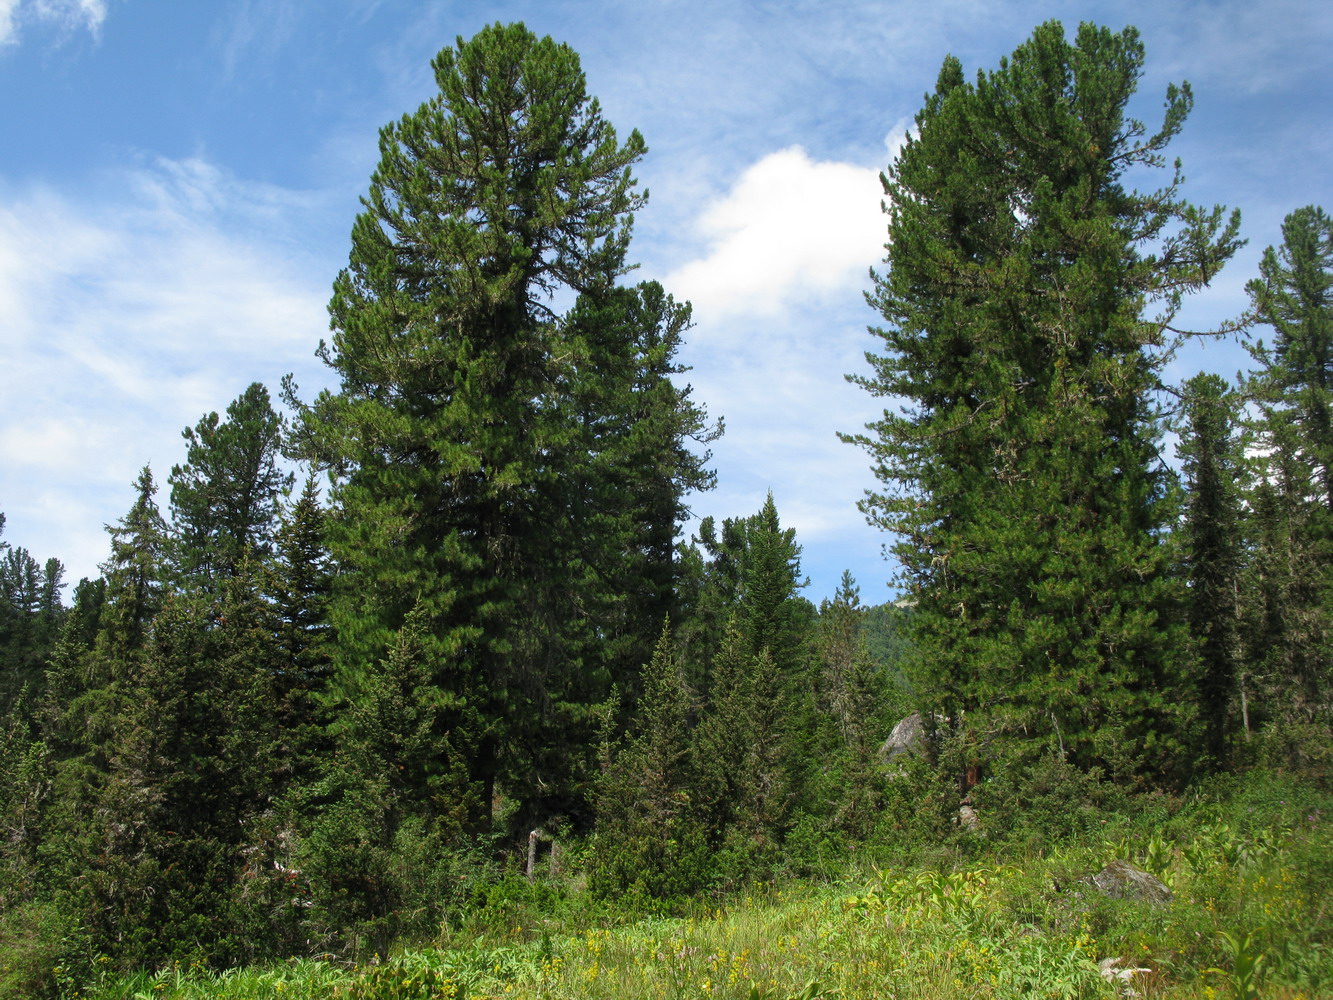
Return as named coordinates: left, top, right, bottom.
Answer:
left=215, top=0, right=304, bottom=83
left=0, top=0, right=105, bottom=46
left=0, top=1, right=18, bottom=46
left=0, top=158, right=333, bottom=581
left=1149, top=0, right=1333, bottom=96
left=651, top=140, right=896, bottom=595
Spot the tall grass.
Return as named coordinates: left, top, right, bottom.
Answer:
left=69, top=770, right=1333, bottom=1000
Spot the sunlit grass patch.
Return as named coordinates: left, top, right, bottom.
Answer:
left=77, top=771, right=1333, bottom=1000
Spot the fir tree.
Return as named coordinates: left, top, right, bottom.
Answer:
left=588, top=623, right=709, bottom=900
left=1177, top=373, right=1245, bottom=762
left=1245, top=206, right=1333, bottom=727
left=169, top=382, right=291, bottom=586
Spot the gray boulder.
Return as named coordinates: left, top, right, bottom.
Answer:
left=880, top=712, right=929, bottom=764
left=1089, top=860, right=1173, bottom=906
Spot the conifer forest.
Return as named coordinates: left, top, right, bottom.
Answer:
left=1, top=19, right=1331, bottom=1000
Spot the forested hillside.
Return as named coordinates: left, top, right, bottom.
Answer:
left=0, top=19, right=1329, bottom=999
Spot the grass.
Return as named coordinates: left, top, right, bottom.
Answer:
left=66, top=771, right=1333, bottom=1000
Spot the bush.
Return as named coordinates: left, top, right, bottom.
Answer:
left=971, top=750, right=1133, bottom=851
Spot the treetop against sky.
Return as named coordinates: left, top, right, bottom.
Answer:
left=1, top=0, right=1330, bottom=600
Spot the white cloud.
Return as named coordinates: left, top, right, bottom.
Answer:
left=1152, top=0, right=1333, bottom=96
left=34, top=0, right=104, bottom=30
left=0, top=1, right=18, bottom=45
left=884, top=119, right=912, bottom=164
left=0, top=0, right=105, bottom=46
left=663, top=146, right=885, bottom=323
left=215, top=0, right=304, bottom=83
left=0, top=158, right=333, bottom=582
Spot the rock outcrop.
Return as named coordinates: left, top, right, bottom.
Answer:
left=880, top=712, right=929, bottom=764
left=1089, top=860, right=1173, bottom=906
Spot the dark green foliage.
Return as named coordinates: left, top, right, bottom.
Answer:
left=289, top=22, right=711, bottom=841
left=739, top=494, right=810, bottom=670
left=496, top=281, right=718, bottom=832
left=99, top=467, right=170, bottom=651
left=296, top=18, right=646, bottom=666
left=1247, top=207, right=1333, bottom=510
left=17, top=19, right=1333, bottom=986
left=811, top=575, right=895, bottom=842
left=299, top=605, right=487, bottom=956
left=0, top=542, right=65, bottom=717
left=59, top=575, right=283, bottom=970
left=1177, top=373, right=1245, bottom=763
left=679, top=497, right=820, bottom=880
left=268, top=475, right=335, bottom=784
left=0, top=513, right=67, bottom=720
left=33, top=473, right=173, bottom=918
left=677, top=494, right=811, bottom=678
left=554, top=280, right=719, bottom=691
left=169, top=382, right=291, bottom=587
left=17, top=467, right=309, bottom=972
left=588, top=625, right=711, bottom=901
left=0, top=710, right=49, bottom=910
left=691, top=619, right=793, bottom=879
left=970, top=751, right=1133, bottom=852
left=817, top=572, right=868, bottom=746
left=845, top=21, right=1241, bottom=778
left=1244, top=206, right=1333, bottom=730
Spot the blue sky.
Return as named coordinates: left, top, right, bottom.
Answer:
left=1, top=0, right=1330, bottom=603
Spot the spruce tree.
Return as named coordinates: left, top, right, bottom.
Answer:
left=269, top=474, right=334, bottom=776
left=301, top=604, right=484, bottom=955
left=846, top=22, right=1242, bottom=777
left=813, top=573, right=890, bottom=840
left=1244, top=206, right=1333, bottom=728
left=169, top=382, right=291, bottom=586
left=676, top=494, right=810, bottom=682
left=76, top=578, right=280, bottom=969
left=682, top=497, right=813, bottom=874
left=0, top=542, right=61, bottom=714
left=100, top=466, right=170, bottom=652
left=37, top=471, right=182, bottom=968
left=817, top=571, right=866, bottom=744
left=588, top=624, right=708, bottom=900
left=741, top=493, right=809, bottom=668
left=1177, top=373, right=1245, bottom=762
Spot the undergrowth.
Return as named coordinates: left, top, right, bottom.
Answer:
left=48, top=770, right=1333, bottom=1000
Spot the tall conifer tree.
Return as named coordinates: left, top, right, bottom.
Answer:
left=1178, top=373, right=1244, bottom=761
left=169, top=382, right=291, bottom=587
left=292, top=23, right=710, bottom=828
left=1244, top=206, right=1333, bottom=727
left=846, top=22, right=1241, bottom=776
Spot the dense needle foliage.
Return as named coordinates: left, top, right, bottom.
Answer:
left=0, top=18, right=1329, bottom=999
left=844, top=22, right=1243, bottom=780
